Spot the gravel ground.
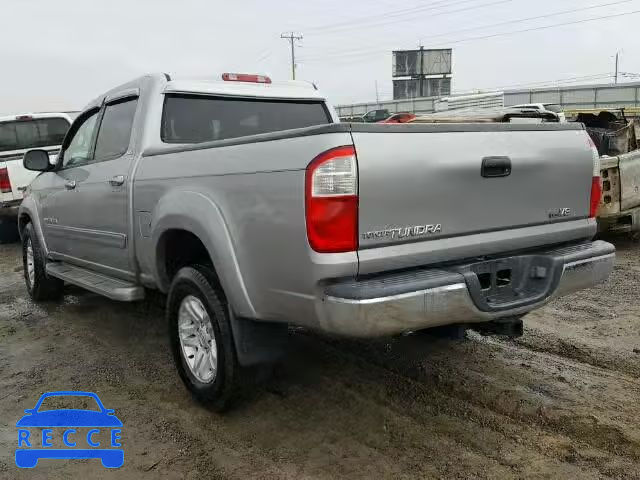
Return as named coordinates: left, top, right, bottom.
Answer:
left=0, top=236, right=639, bottom=479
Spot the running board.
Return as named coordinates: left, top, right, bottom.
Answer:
left=46, top=262, right=144, bottom=301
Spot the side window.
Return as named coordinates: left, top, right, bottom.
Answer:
left=61, top=111, right=100, bottom=168
left=93, top=98, right=138, bottom=161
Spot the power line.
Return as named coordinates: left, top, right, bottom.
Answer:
left=280, top=32, right=303, bottom=80
left=457, top=73, right=615, bottom=92
left=301, top=8, right=640, bottom=63
left=306, top=0, right=634, bottom=59
left=422, top=0, right=635, bottom=41
left=442, top=9, right=640, bottom=46
left=306, top=0, right=516, bottom=35
left=304, top=0, right=490, bottom=33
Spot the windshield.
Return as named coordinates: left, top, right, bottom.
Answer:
left=0, top=117, right=70, bottom=153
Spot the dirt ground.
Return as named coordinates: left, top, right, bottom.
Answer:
left=0, top=236, right=639, bottom=479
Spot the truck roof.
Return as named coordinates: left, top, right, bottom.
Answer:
left=83, top=73, right=326, bottom=113
left=165, top=77, right=325, bottom=100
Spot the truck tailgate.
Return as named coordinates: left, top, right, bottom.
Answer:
left=353, top=123, right=594, bottom=250
left=619, top=150, right=640, bottom=211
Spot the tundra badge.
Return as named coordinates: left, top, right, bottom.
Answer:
left=362, top=224, right=442, bottom=241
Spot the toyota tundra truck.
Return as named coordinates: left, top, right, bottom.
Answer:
left=18, top=73, right=615, bottom=410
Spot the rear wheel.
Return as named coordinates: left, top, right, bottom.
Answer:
left=22, top=223, right=64, bottom=301
left=167, top=265, right=244, bottom=411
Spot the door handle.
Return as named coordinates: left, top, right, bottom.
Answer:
left=109, top=175, right=125, bottom=187
left=481, top=156, right=512, bottom=178
left=65, top=180, right=76, bottom=190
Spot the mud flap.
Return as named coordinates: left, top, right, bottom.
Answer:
left=471, top=317, right=524, bottom=338
left=229, top=315, right=288, bottom=366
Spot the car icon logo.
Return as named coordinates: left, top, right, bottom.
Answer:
left=15, top=391, right=123, bottom=469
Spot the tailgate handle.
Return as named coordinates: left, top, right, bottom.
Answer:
left=481, top=156, right=511, bottom=178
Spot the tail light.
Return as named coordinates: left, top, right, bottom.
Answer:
left=0, top=168, right=11, bottom=193
left=222, top=73, right=272, bottom=84
left=587, top=135, right=602, bottom=218
left=305, top=146, right=358, bottom=253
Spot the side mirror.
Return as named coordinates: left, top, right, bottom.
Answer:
left=23, top=149, right=51, bottom=172
left=24, top=409, right=34, bottom=414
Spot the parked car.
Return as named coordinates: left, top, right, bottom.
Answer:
left=378, top=112, right=416, bottom=123
left=361, top=108, right=390, bottom=122
left=597, top=149, right=640, bottom=233
left=565, top=108, right=640, bottom=233
left=0, top=113, right=72, bottom=242
left=19, top=72, right=614, bottom=410
left=511, top=103, right=567, bottom=122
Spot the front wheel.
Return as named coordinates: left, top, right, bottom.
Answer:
left=167, top=265, right=244, bottom=411
left=22, top=223, right=64, bottom=301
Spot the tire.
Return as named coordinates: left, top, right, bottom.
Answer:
left=0, top=215, right=20, bottom=244
left=22, top=223, right=64, bottom=301
left=167, top=265, right=244, bottom=411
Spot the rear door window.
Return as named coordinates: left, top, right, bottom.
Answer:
left=93, top=98, right=138, bottom=161
left=161, top=95, right=330, bottom=144
left=0, top=117, right=70, bottom=152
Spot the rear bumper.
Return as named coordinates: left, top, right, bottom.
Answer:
left=318, top=240, right=615, bottom=337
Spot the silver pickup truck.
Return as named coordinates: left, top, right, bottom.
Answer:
left=19, top=73, right=615, bottom=409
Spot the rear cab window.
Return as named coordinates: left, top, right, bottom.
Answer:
left=161, top=95, right=331, bottom=144
left=0, top=117, right=70, bottom=153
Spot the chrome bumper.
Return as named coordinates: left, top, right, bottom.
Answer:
left=318, top=241, right=615, bottom=337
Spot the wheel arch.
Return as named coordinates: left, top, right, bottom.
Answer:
left=150, top=190, right=256, bottom=318
left=17, top=198, right=47, bottom=252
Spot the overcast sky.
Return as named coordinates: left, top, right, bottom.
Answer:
left=1, top=0, right=639, bottom=114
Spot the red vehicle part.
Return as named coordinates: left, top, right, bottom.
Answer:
left=378, top=113, right=416, bottom=124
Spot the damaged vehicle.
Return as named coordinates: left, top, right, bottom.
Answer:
left=18, top=73, right=614, bottom=410
left=567, top=108, right=640, bottom=233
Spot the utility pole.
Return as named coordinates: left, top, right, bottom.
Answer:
left=375, top=80, right=380, bottom=104
left=281, top=32, right=303, bottom=80
left=615, top=51, right=620, bottom=84
left=418, top=44, right=425, bottom=98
